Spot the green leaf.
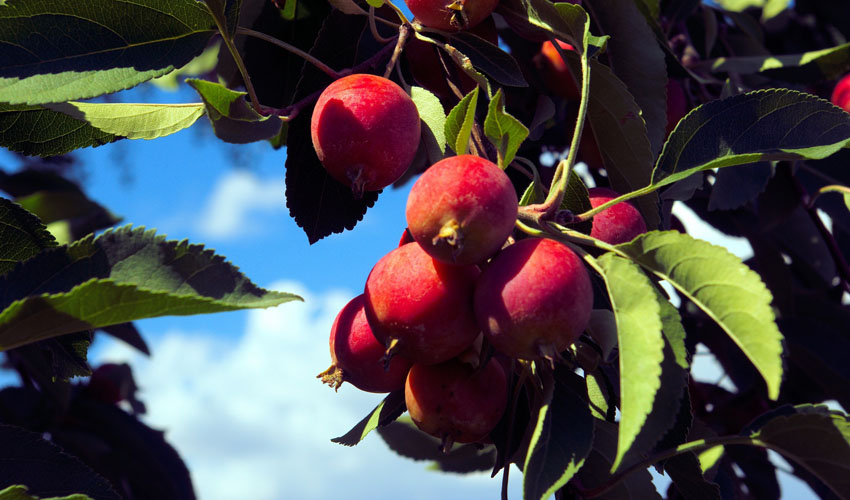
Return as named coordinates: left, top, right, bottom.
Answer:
left=0, top=198, right=56, bottom=276
left=583, top=0, right=668, bottom=157
left=410, top=86, right=446, bottom=155
left=748, top=405, right=850, bottom=499
left=0, top=226, right=300, bottom=351
left=377, top=417, right=497, bottom=473
left=0, top=0, right=218, bottom=104
left=44, top=102, right=205, bottom=140
left=617, top=230, right=784, bottom=400
left=523, top=369, right=594, bottom=500
left=595, top=253, right=664, bottom=471
left=331, top=389, right=405, bottom=446
left=652, top=89, right=850, bottom=190
left=700, top=42, right=850, bottom=83
left=0, top=103, right=118, bottom=157
left=444, top=87, right=479, bottom=155
left=483, top=89, right=529, bottom=168
left=187, top=78, right=282, bottom=143
left=564, top=55, right=660, bottom=229
left=365, top=0, right=384, bottom=7
left=449, top=31, right=527, bottom=88
left=0, top=486, right=93, bottom=500
left=576, top=420, right=662, bottom=499
left=497, top=0, right=607, bottom=54
left=150, top=42, right=221, bottom=91
left=15, top=190, right=120, bottom=226
left=663, top=452, right=721, bottom=500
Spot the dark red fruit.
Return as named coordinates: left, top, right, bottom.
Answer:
left=588, top=187, right=647, bottom=245
left=406, top=155, right=518, bottom=266
left=407, top=0, right=499, bottom=31
left=364, top=243, right=480, bottom=365
left=405, top=357, right=507, bottom=448
left=474, top=238, right=593, bottom=360
left=311, top=74, right=421, bottom=196
left=318, top=295, right=412, bottom=393
left=666, top=79, right=688, bottom=136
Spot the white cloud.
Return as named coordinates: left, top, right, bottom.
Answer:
left=96, top=281, right=515, bottom=500
left=197, top=170, right=287, bottom=240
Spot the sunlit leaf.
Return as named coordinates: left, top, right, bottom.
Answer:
left=617, top=231, right=784, bottom=399
left=45, top=102, right=205, bottom=140
left=411, top=86, right=447, bottom=155
left=331, top=389, right=405, bottom=446
left=0, top=103, right=118, bottom=156
left=187, top=78, right=282, bottom=143
left=484, top=89, right=529, bottom=168
left=444, top=87, right=479, bottom=155
left=701, top=42, right=850, bottom=82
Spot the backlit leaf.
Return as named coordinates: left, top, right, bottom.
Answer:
left=700, top=42, right=850, bottom=83
left=411, top=86, right=447, bottom=155
left=484, top=89, right=529, bottom=168
left=444, top=87, right=479, bottom=155
left=187, top=78, right=282, bottom=143
left=45, top=102, right=205, bottom=140
left=331, top=389, right=405, bottom=446
left=617, top=230, right=784, bottom=399
left=0, top=198, right=56, bottom=276
left=0, top=103, right=118, bottom=157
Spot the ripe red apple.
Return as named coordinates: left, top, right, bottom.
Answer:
left=406, top=155, right=518, bottom=266
left=666, top=79, right=688, bottom=136
left=536, top=39, right=580, bottom=101
left=310, top=74, right=421, bottom=197
left=364, top=243, right=480, bottom=365
left=832, top=73, right=850, bottom=112
left=407, top=0, right=499, bottom=31
left=474, top=238, right=593, bottom=360
left=405, top=357, right=507, bottom=447
left=587, top=187, right=647, bottom=245
left=318, top=295, right=412, bottom=393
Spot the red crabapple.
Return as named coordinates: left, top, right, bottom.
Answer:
left=405, top=357, right=507, bottom=449
left=474, top=238, right=593, bottom=360
left=364, top=243, right=480, bottom=365
left=318, top=295, right=412, bottom=393
left=407, top=0, right=499, bottom=31
left=406, top=155, right=518, bottom=266
left=832, top=73, right=850, bottom=112
left=588, top=187, right=647, bottom=245
left=311, top=74, right=421, bottom=197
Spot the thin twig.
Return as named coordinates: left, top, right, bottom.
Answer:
left=236, top=27, right=346, bottom=79
left=384, top=24, right=411, bottom=79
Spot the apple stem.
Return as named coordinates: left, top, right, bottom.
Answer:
left=382, top=338, right=402, bottom=370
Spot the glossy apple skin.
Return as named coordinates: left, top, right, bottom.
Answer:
left=405, top=357, right=507, bottom=443
left=832, top=73, right=850, bottom=113
left=588, top=187, right=647, bottom=245
left=319, top=295, right=412, bottom=393
left=364, top=243, right=480, bottom=365
left=311, top=74, right=421, bottom=195
left=537, top=40, right=580, bottom=101
left=407, top=0, right=499, bottom=31
left=406, top=155, right=518, bottom=266
left=474, top=238, right=593, bottom=360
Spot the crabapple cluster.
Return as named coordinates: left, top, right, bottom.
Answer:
left=312, top=73, right=647, bottom=449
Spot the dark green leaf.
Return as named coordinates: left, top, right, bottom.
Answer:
left=700, top=42, right=850, bottom=83
left=0, top=226, right=301, bottom=351
left=653, top=90, right=850, bottom=190
left=187, top=79, right=282, bottom=143
left=449, top=32, right=527, bottom=87
left=331, top=389, right=405, bottom=446
left=0, top=0, right=218, bottom=104
left=444, top=87, right=479, bottom=155
left=583, top=0, right=668, bottom=157
left=484, top=89, right=529, bottom=168
left=663, top=452, right=722, bottom=500
left=377, top=418, right=497, bottom=473
left=708, top=162, right=772, bottom=211
left=0, top=197, right=56, bottom=276
left=595, top=253, right=664, bottom=471
left=748, top=405, right=850, bottom=500
left=565, top=55, right=660, bottom=228
left=497, top=0, right=606, bottom=53
left=0, top=423, right=119, bottom=500
left=0, top=103, right=118, bottom=157
left=523, top=369, right=594, bottom=500
left=617, top=231, right=784, bottom=399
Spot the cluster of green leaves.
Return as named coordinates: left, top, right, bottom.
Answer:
left=2, top=0, right=850, bottom=499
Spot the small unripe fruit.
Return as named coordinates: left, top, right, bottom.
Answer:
left=588, top=187, right=647, bottom=245
left=311, top=74, right=421, bottom=196
left=537, top=40, right=580, bottom=101
left=407, top=0, right=499, bottom=31
left=364, top=243, right=480, bottom=365
left=832, top=73, right=850, bottom=113
left=318, top=295, right=412, bottom=393
left=406, top=155, right=518, bottom=266
left=405, top=357, right=507, bottom=448
left=474, top=238, right=593, bottom=360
